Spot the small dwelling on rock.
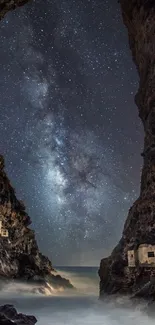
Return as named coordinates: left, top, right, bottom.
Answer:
left=0, top=220, right=8, bottom=238
left=1, top=228, right=9, bottom=237
left=138, top=244, right=155, bottom=266
left=127, top=250, right=136, bottom=267
left=128, top=244, right=155, bottom=267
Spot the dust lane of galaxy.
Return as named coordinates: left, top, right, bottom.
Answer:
left=0, top=0, right=143, bottom=265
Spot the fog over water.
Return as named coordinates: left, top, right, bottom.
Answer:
left=0, top=267, right=154, bottom=325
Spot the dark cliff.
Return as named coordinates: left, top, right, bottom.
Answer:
left=0, top=155, right=72, bottom=292
left=0, top=0, right=30, bottom=19
left=99, top=1, right=155, bottom=298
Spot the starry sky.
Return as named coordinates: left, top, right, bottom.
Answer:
left=0, top=0, right=143, bottom=266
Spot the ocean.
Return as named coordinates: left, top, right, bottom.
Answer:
left=0, top=266, right=154, bottom=325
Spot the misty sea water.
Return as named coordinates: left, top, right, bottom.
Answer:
left=0, top=266, right=154, bottom=325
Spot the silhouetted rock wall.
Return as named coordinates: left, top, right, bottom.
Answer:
left=99, top=1, right=155, bottom=299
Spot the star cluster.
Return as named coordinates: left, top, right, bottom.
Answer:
left=0, top=0, right=143, bottom=265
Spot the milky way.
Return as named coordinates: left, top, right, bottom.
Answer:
left=0, top=0, right=143, bottom=265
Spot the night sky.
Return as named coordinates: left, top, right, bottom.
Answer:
left=0, top=0, right=143, bottom=266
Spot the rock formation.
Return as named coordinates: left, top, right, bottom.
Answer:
left=0, top=155, right=73, bottom=292
left=99, top=1, right=155, bottom=298
left=0, top=304, right=37, bottom=325
left=0, top=0, right=30, bottom=20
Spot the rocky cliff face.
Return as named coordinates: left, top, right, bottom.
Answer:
left=0, top=155, right=72, bottom=292
left=99, top=1, right=155, bottom=298
left=0, top=0, right=29, bottom=20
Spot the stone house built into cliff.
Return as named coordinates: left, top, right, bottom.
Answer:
left=138, top=244, right=155, bottom=266
left=128, top=244, right=155, bottom=268
left=127, top=250, right=136, bottom=267
left=0, top=220, right=8, bottom=238
left=1, top=228, right=9, bottom=237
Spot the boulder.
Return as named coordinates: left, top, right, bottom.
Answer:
left=0, top=304, right=37, bottom=325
